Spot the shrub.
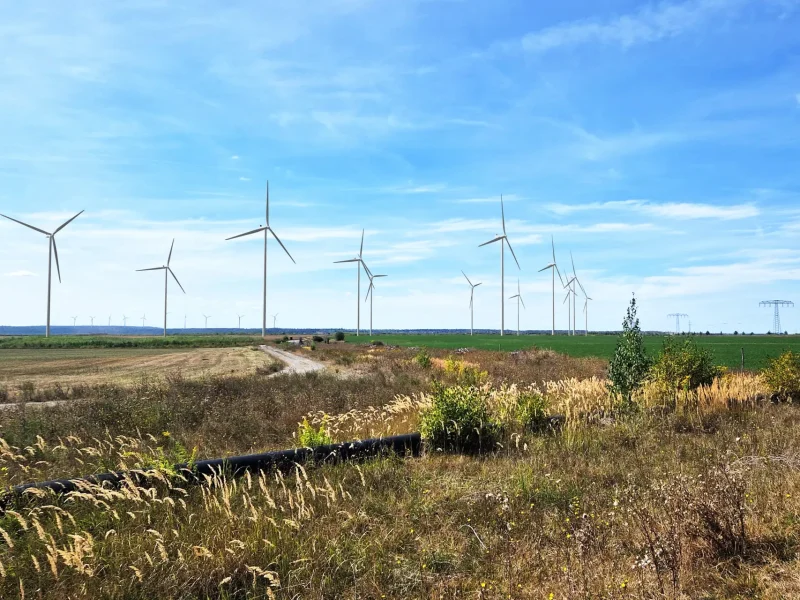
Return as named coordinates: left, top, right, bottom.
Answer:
left=442, top=356, right=488, bottom=386
left=608, top=295, right=651, bottom=408
left=420, top=383, right=499, bottom=453
left=415, top=349, right=432, bottom=369
left=516, top=390, right=549, bottom=432
left=761, top=351, right=800, bottom=401
left=312, top=335, right=324, bottom=343
left=371, top=340, right=384, bottom=346
left=297, top=417, right=333, bottom=447
left=648, top=336, right=721, bottom=401
left=334, top=331, right=345, bottom=342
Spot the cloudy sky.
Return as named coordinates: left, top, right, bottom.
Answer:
left=1, top=0, right=799, bottom=333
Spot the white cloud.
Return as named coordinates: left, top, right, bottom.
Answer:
left=231, top=155, right=239, bottom=160
left=548, top=200, right=759, bottom=220
left=452, top=194, right=523, bottom=204
left=239, top=177, right=251, bottom=182
left=4, top=270, right=36, bottom=277
left=516, top=0, right=748, bottom=54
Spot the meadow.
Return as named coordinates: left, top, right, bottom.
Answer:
left=0, top=334, right=267, bottom=350
left=347, top=333, right=800, bottom=370
left=0, top=342, right=799, bottom=597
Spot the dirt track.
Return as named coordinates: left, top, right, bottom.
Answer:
left=259, top=345, right=326, bottom=375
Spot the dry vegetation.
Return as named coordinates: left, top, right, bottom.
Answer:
left=0, top=347, right=280, bottom=400
left=0, top=343, right=799, bottom=598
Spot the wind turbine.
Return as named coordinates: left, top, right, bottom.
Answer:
left=363, top=265, right=387, bottom=337
left=462, top=271, right=482, bottom=336
left=570, top=252, right=589, bottom=335
left=583, top=296, right=593, bottom=336
left=1, top=210, right=84, bottom=337
left=479, top=196, right=520, bottom=336
left=136, top=239, right=186, bottom=337
left=538, top=236, right=564, bottom=336
left=334, top=229, right=371, bottom=336
left=89, top=316, right=95, bottom=327
left=237, top=314, right=244, bottom=329
left=108, top=315, right=111, bottom=327
left=203, top=314, right=211, bottom=329
left=141, top=315, right=147, bottom=327
left=122, top=315, right=129, bottom=327
left=225, top=181, right=296, bottom=338
left=563, top=277, right=576, bottom=335
left=508, top=279, right=526, bottom=336
left=71, top=316, right=78, bottom=327
left=272, top=313, right=278, bottom=329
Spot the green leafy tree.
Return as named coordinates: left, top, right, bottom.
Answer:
left=608, top=295, right=651, bottom=407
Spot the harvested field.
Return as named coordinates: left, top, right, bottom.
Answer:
left=0, top=347, right=278, bottom=397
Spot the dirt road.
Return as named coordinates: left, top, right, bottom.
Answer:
left=260, top=345, right=326, bottom=375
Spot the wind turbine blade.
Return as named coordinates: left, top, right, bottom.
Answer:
left=268, top=228, right=296, bottom=264
left=509, top=294, right=519, bottom=299
left=373, top=274, right=387, bottom=278
left=462, top=270, right=473, bottom=286
left=0, top=214, right=49, bottom=235
left=265, top=181, right=270, bottom=226
left=563, top=292, right=570, bottom=304
left=169, top=268, right=186, bottom=294
left=334, top=258, right=360, bottom=264
left=576, top=278, right=587, bottom=297
left=501, top=195, right=506, bottom=235
left=359, top=229, right=364, bottom=258
left=53, top=210, right=84, bottom=234
left=364, top=282, right=373, bottom=302
left=538, top=263, right=555, bottom=273
left=167, top=239, right=175, bottom=266
left=361, top=260, right=373, bottom=278
left=226, top=226, right=268, bottom=241
left=506, top=238, right=521, bottom=269
left=479, top=235, right=504, bottom=247
left=570, top=251, right=576, bottom=276
left=474, top=282, right=482, bottom=287
left=551, top=235, right=556, bottom=262
left=520, top=296, right=526, bottom=309
left=136, top=267, right=166, bottom=272
left=555, top=264, right=565, bottom=286
left=52, top=237, right=62, bottom=283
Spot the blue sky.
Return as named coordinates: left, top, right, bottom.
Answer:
left=1, top=0, right=799, bottom=332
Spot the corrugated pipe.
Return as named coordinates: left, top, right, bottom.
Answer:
left=1, top=433, right=421, bottom=510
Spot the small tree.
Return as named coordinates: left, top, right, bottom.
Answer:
left=334, top=331, right=345, bottom=342
left=608, top=295, right=651, bottom=408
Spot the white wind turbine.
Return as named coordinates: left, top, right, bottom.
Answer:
left=583, top=296, right=593, bottom=336
left=237, top=314, right=244, bottom=329
left=89, top=316, right=95, bottom=327
left=570, top=252, right=589, bottom=335
left=1, top=210, right=84, bottom=337
left=508, top=279, right=526, bottom=336
left=71, top=316, right=78, bottom=327
left=272, top=313, right=278, bottom=329
left=141, top=314, right=147, bottom=327
left=203, top=314, right=211, bottom=328
left=334, top=229, right=371, bottom=336
left=363, top=264, right=387, bottom=337
left=122, top=315, right=129, bottom=327
left=136, top=239, right=186, bottom=337
left=479, top=196, right=520, bottom=336
left=225, top=181, right=296, bottom=338
left=538, top=236, right=564, bottom=336
left=461, top=271, right=482, bottom=336
left=563, top=277, right=576, bottom=336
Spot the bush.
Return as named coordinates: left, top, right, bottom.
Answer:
left=334, top=331, right=345, bottom=342
left=415, top=349, right=432, bottom=369
left=761, top=351, right=800, bottom=401
left=608, top=296, right=651, bottom=408
left=516, top=390, right=549, bottom=432
left=297, top=417, right=333, bottom=448
left=312, top=335, right=324, bottom=343
left=371, top=340, right=384, bottom=346
left=420, top=383, right=499, bottom=453
left=442, top=356, right=488, bottom=386
left=648, top=336, right=721, bottom=401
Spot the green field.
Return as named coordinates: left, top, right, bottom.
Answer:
left=349, top=333, right=800, bottom=370
left=0, top=335, right=265, bottom=350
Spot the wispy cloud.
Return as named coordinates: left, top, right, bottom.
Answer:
left=4, top=270, right=36, bottom=277
left=239, top=177, right=251, bottom=182
left=452, top=194, right=523, bottom=204
left=548, top=200, right=759, bottom=220
left=230, top=155, right=239, bottom=160
left=513, top=0, right=749, bottom=54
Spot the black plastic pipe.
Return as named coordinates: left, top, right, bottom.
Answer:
left=2, top=433, right=421, bottom=507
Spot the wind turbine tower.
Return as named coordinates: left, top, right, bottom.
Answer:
left=237, top=314, right=244, bottom=329
left=508, top=279, right=526, bottom=336
left=461, top=271, right=482, bottom=336
left=136, top=239, right=186, bottom=337
left=225, top=181, right=296, bottom=338
left=272, top=313, right=278, bottom=329
left=141, top=315, right=147, bottom=327
left=363, top=265, right=387, bottom=336
left=89, top=316, right=95, bottom=327
left=72, top=316, right=78, bottom=327
left=122, top=315, right=128, bottom=327
left=538, top=236, right=563, bottom=336
left=667, top=313, right=689, bottom=334
left=203, top=314, right=211, bottom=329
left=479, top=196, right=520, bottom=336
left=1, top=210, right=84, bottom=337
left=760, top=300, right=793, bottom=334
left=334, top=229, right=371, bottom=336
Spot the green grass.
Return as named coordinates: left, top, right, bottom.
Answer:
left=348, top=333, right=800, bottom=370
left=0, top=334, right=265, bottom=350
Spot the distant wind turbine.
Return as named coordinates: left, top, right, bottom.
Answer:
left=107, top=315, right=111, bottom=327
left=508, top=279, right=526, bottom=336
left=89, top=316, right=95, bottom=327
left=237, top=314, right=244, bottom=329
left=122, top=315, right=128, bottom=327
left=1, top=210, right=84, bottom=337
left=136, top=239, right=186, bottom=337
left=72, top=316, right=78, bottom=327
left=538, top=236, right=564, bottom=336
left=563, top=277, right=576, bottom=335
left=462, top=271, right=482, bottom=336
left=583, top=296, right=593, bottom=336
left=141, top=315, right=147, bottom=327
left=203, top=314, right=211, bottom=328
left=225, top=181, right=295, bottom=338
left=272, top=313, right=278, bottom=329
left=334, top=229, right=371, bottom=336
left=479, top=196, right=520, bottom=336
left=363, top=264, right=387, bottom=336
left=570, top=252, right=589, bottom=335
